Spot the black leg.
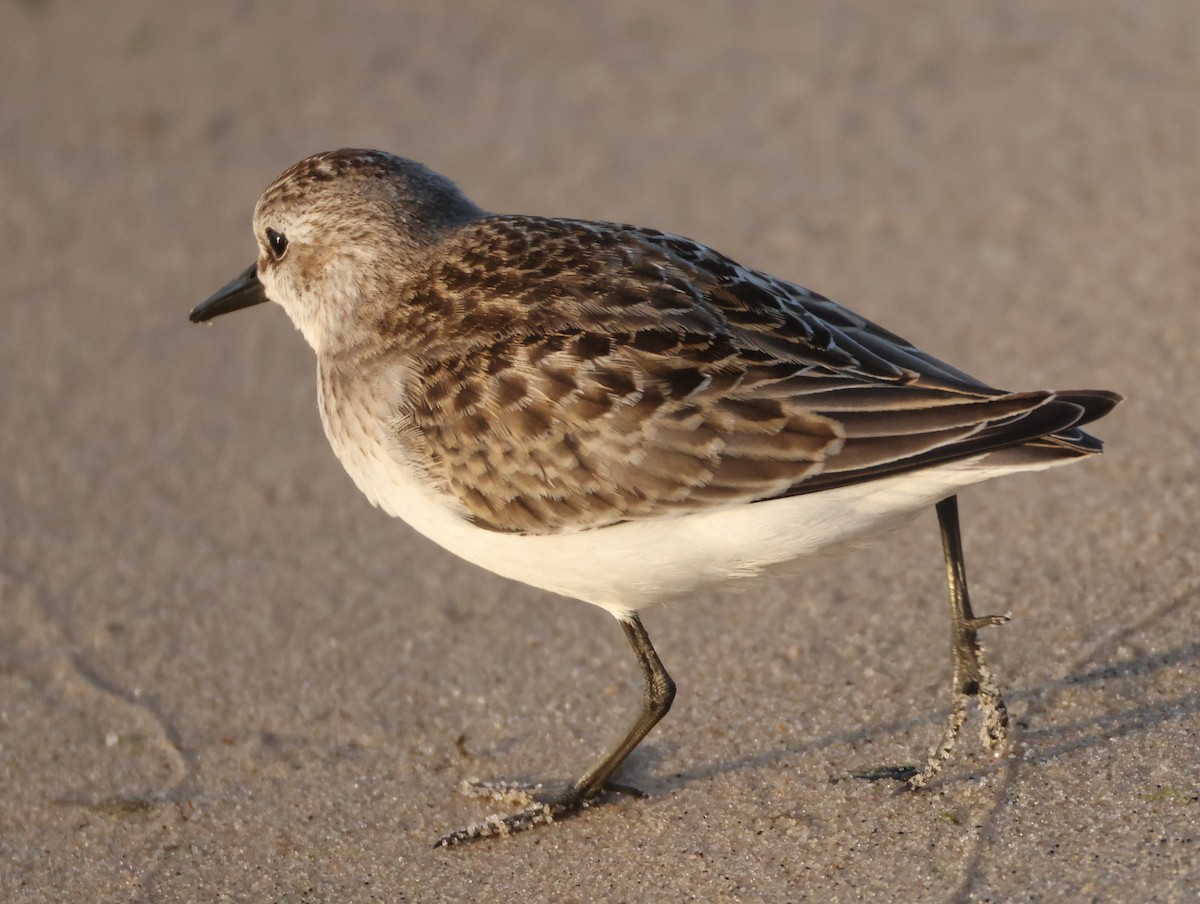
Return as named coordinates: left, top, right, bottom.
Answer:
left=907, top=495, right=1010, bottom=789
left=435, top=613, right=675, bottom=847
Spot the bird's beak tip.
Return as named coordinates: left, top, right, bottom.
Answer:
left=191, top=263, right=267, bottom=322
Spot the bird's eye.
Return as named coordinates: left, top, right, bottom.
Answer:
left=265, top=228, right=288, bottom=260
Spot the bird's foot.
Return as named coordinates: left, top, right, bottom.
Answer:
left=433, top=778, right=643, bottom=848
left=906, top=613, right=1010, bottom=791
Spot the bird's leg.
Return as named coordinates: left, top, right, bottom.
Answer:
left=907, top=495, right=1010, bottom=790
left=434, top=613, right=675, bottom=847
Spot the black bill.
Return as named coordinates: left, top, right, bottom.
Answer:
left=190, top=263, right=268, bottom=322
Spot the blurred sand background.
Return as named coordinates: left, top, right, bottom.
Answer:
left=1, top=2, right=1196, bottom=900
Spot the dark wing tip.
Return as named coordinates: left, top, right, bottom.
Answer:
left=1049, top=389, right=1122, bottom=428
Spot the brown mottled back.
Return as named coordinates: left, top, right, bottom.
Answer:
left=328, top=215, right=1112, bottom=534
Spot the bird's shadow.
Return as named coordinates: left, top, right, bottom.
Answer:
left=616, top=636, right=1200, bottom=795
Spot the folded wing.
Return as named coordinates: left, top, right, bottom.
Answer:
left=391, top=217, right=1119, bottom=534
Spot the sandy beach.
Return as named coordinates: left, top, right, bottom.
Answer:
left=1, top=2, right=1196, bottom=900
